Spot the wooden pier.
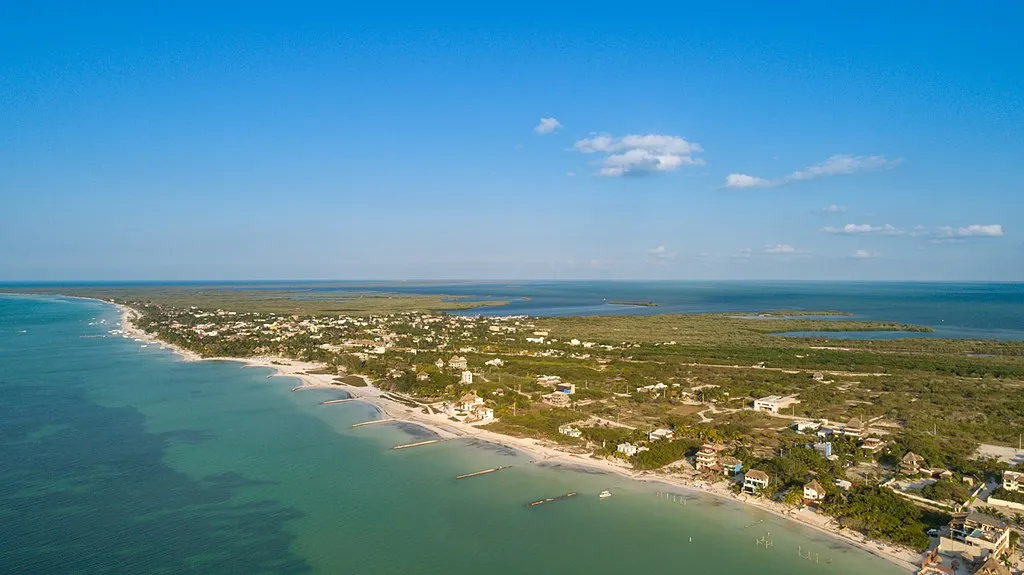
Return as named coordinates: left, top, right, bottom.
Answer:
left=455, top=466, right=512, bottom=480
left=392, top=439, right=440, bottom=450
left=527, top=492, right=577, bottom=508
left=320, top=398, right=357, bottom=405
left=351, top=418, right=396, bottom=428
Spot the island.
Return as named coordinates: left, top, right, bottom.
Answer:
left=8, top=284, right=1024, bottom=572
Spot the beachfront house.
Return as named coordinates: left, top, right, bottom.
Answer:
left=803, top=479, right=826, bottom=503
left=900, top=452, right=926, bottom=475
left=464, top=405, right=494, bottom=424
left=460, top=370, right=473, bottom=385
left=448, top=355, right=468, bottom=370
left=456, top=393, right=484, bottom=412
left=542, top=392, right=571, bottom=408
left=974, top=556, right=1012, bottom=575
left=558, top=424, right=582, bottom=438
left=695, top=443, right=727, bottom=473
left=720, top=456, right=743, bottom=477
left=617, top=442, right=649, bottom=457
left=1003, top=470, right=1022, bottom=492
left=940, top=511, right=1011, bottom=562
left=743, top=470, right=770, bottom=494
left=753, top=394, right=800, bottom=415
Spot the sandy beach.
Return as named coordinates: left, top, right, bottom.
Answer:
left=117, top=303, right=919, bottom=573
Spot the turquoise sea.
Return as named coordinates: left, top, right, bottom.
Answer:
left=0, top=294, right=910, bottom=574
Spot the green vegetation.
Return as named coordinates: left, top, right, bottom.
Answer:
left=821, top=486, right=938, bottom=550
left=990, top=487, right=1024, bottom=504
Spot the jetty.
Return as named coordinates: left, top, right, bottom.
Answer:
left=455, top=466, right=512, bottom=480
left=320, top=398, right=357, bottom=405
left=351, top=418, right=396, bottom=428
left=392, top=439, right=440, bottom=450
left=527, top=492, right=577, bottom=508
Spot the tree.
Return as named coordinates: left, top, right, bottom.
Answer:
left=784, top=486, right=804, bottom=506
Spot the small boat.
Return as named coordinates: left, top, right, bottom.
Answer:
left=599, top=490, right=612, bottom=499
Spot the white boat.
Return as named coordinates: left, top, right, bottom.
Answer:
left=599, top=490, right=612, bottom=499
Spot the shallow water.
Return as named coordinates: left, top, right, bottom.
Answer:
left=0, top=295, right=908, bottom=574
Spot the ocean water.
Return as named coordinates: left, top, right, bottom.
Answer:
left=277, top=281, right=1024, bottom=340
left=0, top=294, right=908, bottom=574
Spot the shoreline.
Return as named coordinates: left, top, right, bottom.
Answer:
left=114, top=301, right=918, bottom=573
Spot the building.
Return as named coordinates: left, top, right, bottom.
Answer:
left=812, top=441, right=833, bottom=458
left=901, top=452, right=926, bottom=475
left=542, top=392, right=571, bottom=408
left=460, top=370, right=473, bottom=385
left=743, top=470, right=770, bottom=494
left=648, top=428, right=673, bottom=441
left=719, top=456, right=743, bottom=476
left=558, top=424, right=582, bottom=438
left=841, top=417, right=865, bottom=438
left=617, top=442, right=648, bottom=457
left=753, top=395, right=800, bottom=415
left=974, top=555, right=1012, bottom=575
left=812, top=372, right=825, bottom=381
left=435, top=358, right=445, bottom=369
left=464, top=405, right=494, bottom=424
left=695, top=443, right=727, bottom=473
left=448, top=355, right=468, bottom=370
left=1002, top=470, right=1022, bottom=492
left=791, top=420, right=821, bottom=433
left=416, top=371, right=430, bottom=381
left=536, top=375, right=562, bottom=387
left=455, top=393, right=484, bottom=412
left=940, top=511, right=1011, bottom=562
left=803, top=479, right=826, bottom=503
left=859, top=437, right=886, bottom=454
left=834, top=478, right=853, bottom=491
left=554, top=382, right=576, bottom=395
left=484, top=358, right=504, bottom=367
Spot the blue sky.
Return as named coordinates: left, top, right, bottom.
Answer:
left=2, top=2, right=1022, bottom=281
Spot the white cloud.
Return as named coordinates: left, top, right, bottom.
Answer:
left=789, top=154, right=902, bottom=181
left=821, top=204, right=847, bottom=214
left=821, top=223, right=902, bottom=235
left=566, top=171, right=576, bottom=177
left=938, top=224, right=1004, bottom=238
left=852, top=249, right=879, bottom=259
left=573, top=133, right=704, bottom=177
left=647, top=245, right=677, bottom=260
left=724, top=174, right=773, bottom=188
left=762, top=244, right=797, bottom=254
left=534, top=117, right=562, bottom=135
left=723, top=154, right=901, bottom=189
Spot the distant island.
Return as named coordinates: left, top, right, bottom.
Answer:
left=607, top=301, right=658, bottom=307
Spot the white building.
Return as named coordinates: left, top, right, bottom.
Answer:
left=743, top=470, right=770, bottom=494
left=558, top=424, right=582, bottom=438
left=753, top=395, right=801, bottom=414
left=803, top=479, right=826, bottom=502
left=1004, top=470, right=1023, bottom=492
left=460, top=370, right=473, bottom=385
left=617, top=442, right=649, bottom=457
left=648, top=428, right=674, bottom=441
left=484, top=358, right=504, bottom=367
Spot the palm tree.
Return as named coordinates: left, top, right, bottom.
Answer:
left=1011, top=512, right=1024, bottom=526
